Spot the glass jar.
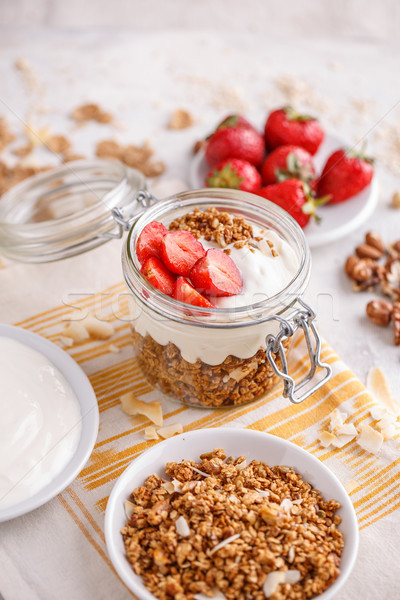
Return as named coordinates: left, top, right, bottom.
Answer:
left=0, top=162, right=330, bottom=407
left=122, top=188, right=331, bottom=408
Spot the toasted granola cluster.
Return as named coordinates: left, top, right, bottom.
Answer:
left=169, top=207, right=254, bottom=249
left=132, top=331, right=290, bottom=408
left=121, top=449, right=344, bottom=600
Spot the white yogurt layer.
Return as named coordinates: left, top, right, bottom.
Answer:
left=0, top=337, right=82, bottom=510
left=131, top=223, right=301, bottom=365
left=200, top=228, right=298, bottom=308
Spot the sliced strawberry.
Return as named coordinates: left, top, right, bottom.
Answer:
left=136, top=221, right=168, bottom=265
left=173, top=277, right=215, bottom=308
left=190, top=248, right=243, bottom=297
left=160, top=230, right=206, bottom=276
left=141, top=257, right=176, bottom=296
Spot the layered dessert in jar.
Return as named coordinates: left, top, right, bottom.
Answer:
left=122, top=190, right=310, bottom=408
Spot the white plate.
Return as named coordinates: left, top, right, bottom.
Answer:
left=189, top=132, right=379, bottom=248
left=0, top=324, right=99, bottom=522
left=105, top=428, right=359, bottom=600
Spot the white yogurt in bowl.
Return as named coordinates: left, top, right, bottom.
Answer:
left=0, top=324, right=99, bottom=522
left=0, top=337, right=82, bottom=510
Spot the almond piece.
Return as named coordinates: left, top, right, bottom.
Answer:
left=393, top=301, right=400, bottom=345
left=344, top=255, right=360, bottom=279
left=365, top=231, right=386, bottom=254
left=366, top=299, right=393, bottom=326
left=355, top=244, right=384, bottom=260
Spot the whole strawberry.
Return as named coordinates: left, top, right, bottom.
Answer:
left=205, top=119, right=265, bottom=167
left=257, top=179, right=324, bottom=228
left=261, top=145, right=316, bottom=186
left=317, top=148, right=374, bottom=204
left=264, top=106, right=324, bottom=156
left=206, top=158, right=262, bottom=193
left=214, top=114, right=255, bottom=131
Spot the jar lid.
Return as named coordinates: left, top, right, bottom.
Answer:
left=0, top=159, right=147, bottom=263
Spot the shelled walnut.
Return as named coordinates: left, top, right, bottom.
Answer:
left=346, top=231, right=400, bottom=345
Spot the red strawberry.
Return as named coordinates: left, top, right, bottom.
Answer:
left=141, top=257, right=176, bottom=296
left=317, top=148, right=374, bottom=204
left=214, top=114, right=256, bottom=132
left=190, top=248, right=243, bottom=297
left=205, top=123, right=265, bottom=167
left=160, top=230, right=206, bottom=276
left=206, top=158, right=262, bottom=193
left=261, top=145, right=316, bottom=186
left=173, top=277, right=215, bottom=308
left=136, top=220, right=168, bottom=265
left=257, top=179, right=327, bottom=228
left=264, top=107, right=324, bottom=156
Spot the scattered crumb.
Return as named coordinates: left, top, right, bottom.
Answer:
left=168, top=109, right=194, bottom=130
left=14, top=57, right=39, bottom=94
left=391, top=190, right=400, bottom=208
left=96, top=138, right=165, bottom=178
left=0, top=160, right=51, bottom=195
left=0, top=117, right=15, bottom=151
left=119, top=392, right=163, bottom=427
left=157, top=423, right=183, bottom=439
left=62, top=152, right=86, bottom=163
left=24, top=124, right=52, bottom=148
left=12, top=142, right=34, bottom=157
left=71, top=103, right=113, bottom=124
left=47, top=134, right=71, bottom=154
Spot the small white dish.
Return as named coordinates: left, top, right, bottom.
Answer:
left=189, top=132, right=378, bottom=249
left=0, top=324, right=99, bottom=522
left=105, top=427, right=359, bottom=600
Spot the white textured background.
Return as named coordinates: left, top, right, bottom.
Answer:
left=0, top=0, right=399, bottom=43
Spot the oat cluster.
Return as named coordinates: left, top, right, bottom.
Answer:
left=96, top=139, right=165, bottom=177
left=132, top=331, right=290, bottom=408
left=169, top=207, right=254, bottom=249
left=121, top=449, right=343, bottom=600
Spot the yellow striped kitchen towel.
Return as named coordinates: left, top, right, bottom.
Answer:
left=4, top=280, right=399, bottom=600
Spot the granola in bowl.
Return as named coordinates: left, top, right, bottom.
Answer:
left=105, top=429, right=358, bottom=600
left=122, top=449, right=343, bottom=600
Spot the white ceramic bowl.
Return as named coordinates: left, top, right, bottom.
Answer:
left=0, top=324, right=99, bottom=522
left=105, top=427, right=359, bottom=600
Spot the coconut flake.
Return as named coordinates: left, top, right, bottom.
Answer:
left=144, top=426, right=159, bottom=440
left=255, top=488, right=270, bottom=498
left=161, top=478, right=183, bottom=493
left=292, top=499, right=303, bottom=505
left=284, top=570, right=301, bottom=585
left=287, top=547, right=295, bottom=563
left=279, top=498, right=293, bottom=514
left=331, top=434, right=356, bottom=448
left=318, top=430, right=337, bottom=447
left=175, top=515, right=191, bottom=537
left=235, top=459, right=247, bottom=470
left=124, top=499, right=136, bottom=519
left=209, top=533, right=241, bottom=555
left=369, top=405, right=388, bottom=421
left=228, top=494, right=240, bottom=503
left=191, top=466, right=210, bottom=478
left=329, top=408, right=347, bottom=432
left=335, top=423, right=358, bottom=437
left=194, top=592, right=227, bottom=600
left=59, top=335, right=74, bottom=347
left=367, top=367, right=400, bottom=417
left=263, top=572, right=284, bottom=597
left=357, top=424, right=384, bottom=454
left=228, top=361, right=258, bottom=382
left=158, top=423, right=183, bottom=439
